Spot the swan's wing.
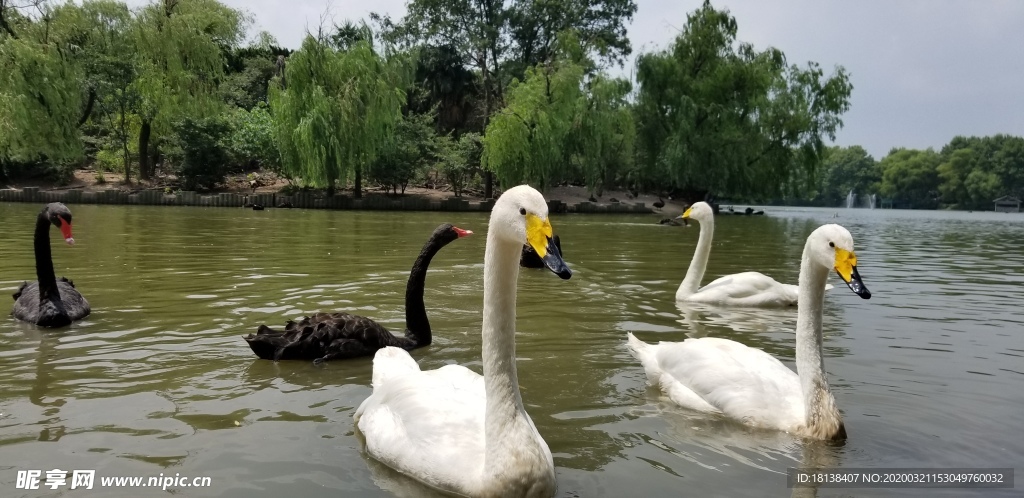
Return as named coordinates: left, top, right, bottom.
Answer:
left=691, top=272, right=799, bottom=306
left=56, top=279, right=90, bottom=320
left=246, top=312, right=410, bottom=361
left=652, top=337, right=804, bottom=429
left=11, top=281, right=90, bottom=324
left=12, top=281, right=34, bottom=303
left=356, top=347, right=485, bottom=490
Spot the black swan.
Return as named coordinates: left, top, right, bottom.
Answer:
left=243, top=223, right=472, bottom=363
left=653, top=197, right=665, bottom=209
left=521, top=234, right=561, bottom=268
left=11, top=203, right=91, bottom=327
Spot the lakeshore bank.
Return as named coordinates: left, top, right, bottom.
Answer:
left=0, top=185, right=660, bottom=214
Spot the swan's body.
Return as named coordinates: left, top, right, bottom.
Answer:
left=521, top=234, right=560, bottom=268
left=244, top=224, right=471, bottom=363
left=629, top=224, right=871, bottom=440
left=676, top=202, right=830, bottom=307
left=11, top=203, right=90, bottom=327
left=355, top=185, right=571, bottom=497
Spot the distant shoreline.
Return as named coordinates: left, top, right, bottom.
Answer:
left=0, top=185, right=662, bottom=215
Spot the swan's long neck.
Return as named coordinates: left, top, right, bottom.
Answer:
left=795, top=245, right=844, bottom=439
left=33, top=211, right=59, bottom=301
left=677, top=216, right=713, bottom=298
left=403, top=233, right=446, bottom=346
left=481, top=230, right=533, bottom=470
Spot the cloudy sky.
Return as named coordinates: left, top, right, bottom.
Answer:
left=145, top=0, right=1024, bottom=159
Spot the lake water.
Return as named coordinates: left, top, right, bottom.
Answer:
left=0, top=202, right=1021, bottom=497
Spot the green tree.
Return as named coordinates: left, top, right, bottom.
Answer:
left=131, top=0, right=246, bottom=180
left=633, top=1, right=852, bottom=202
left=483, top=46, right=585, bottom=190
left=507, top=0, right=637, bottom=71
left=72, top=0, right=137, bottom=181
left=572, top=74, right=634, bottom=196
left=816, top=146, right=880, bottom=206
left=437, top=132, right=481, bottom=197
left=0, top=0, right=97, bottom=175
left=367, top=110, right=437, bottom=195
left=396, top=0, right=509, bottom=198
left=937, top=135, right=1024, bottom=209
left=385, top=0, right=637, bottom=197
left=225, top=102, right=279, bottom=172
left=879, top=148, right=942, bottom=209
left=408, top=44, right=480, bottom=135
left=220, top=33, right=290, bottom=110
left=268, top=33, right=407, bottom=196
left=168, top=114, right=230, bottom=190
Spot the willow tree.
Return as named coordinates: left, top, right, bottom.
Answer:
left=573, top=75, right=634, bottom=196
left=391, top=0, right=638, bottom=198
left=63, top=0, right=136, bottom=181
left=0, top=32, right=84, bottom=166
left=269, top=34, right=407, bottom=197
left=0, top=1, right=90, bottom=172
left=634, top=1, right=852, bottom=201
left=483, top=52, right=584, bottom=190
left=131, top=0, right=246, bottom=180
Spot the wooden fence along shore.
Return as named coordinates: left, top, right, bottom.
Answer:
left=0, top=187, right=653, bottom=214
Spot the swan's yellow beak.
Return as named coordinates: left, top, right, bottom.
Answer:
left=834, top=248, right=871, bottom=299
left=678, top=207, right=693, bottom=220
left=526, top=214, right=571, bottom=279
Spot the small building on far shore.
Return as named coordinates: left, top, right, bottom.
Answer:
left=993, top=195, right=1021, bottom=213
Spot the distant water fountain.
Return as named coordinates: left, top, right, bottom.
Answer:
left=845, top=190, right=877, bottom=209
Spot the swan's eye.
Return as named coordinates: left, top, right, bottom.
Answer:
left=829, top=241, right=835, bottom=248
left=519, top=207, right=526, bottom=215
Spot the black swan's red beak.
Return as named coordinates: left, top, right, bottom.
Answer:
left=453, top=227, right=473, bottom=238
left=59, top=218, right=74, bottom=245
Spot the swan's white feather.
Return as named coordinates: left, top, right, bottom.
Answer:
left=354, top=185, right=559, bottom=497
left=356, top=347, right=487, bottom=493
left=627, top=333, right=805, bottom=431
left=688, top=271, right=800, bottom=306
left=637, top=223, right=862, bottom=440
left=676, top=202, right=832, bottom=307
left=686, top=272, right=832, bottom=306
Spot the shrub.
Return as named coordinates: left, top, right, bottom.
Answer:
left=367, top=112, right=437, bottom=195
left=169, top=116, right=232, bottom=191
left=437, top=132, right=481, bottom=197
left=225, top=103, right=280, bottom=174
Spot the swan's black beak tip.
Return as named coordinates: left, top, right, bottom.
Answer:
left=841, top=266, right=871, bottom=299
left=553, top=266, right=572, bottom=280
left=542, top=236, right=571, bottom=280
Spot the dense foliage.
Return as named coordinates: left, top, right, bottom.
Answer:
left=268, top=33, right=407, bottom=196
left=632, top=2, right=852, bottom=201
left=1, top=0, right=1019, bottom=210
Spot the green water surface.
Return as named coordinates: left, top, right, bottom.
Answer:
left=1, top=203, right=1021, bottom=497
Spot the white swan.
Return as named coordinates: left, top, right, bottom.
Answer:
left=354, top=185, right=572, bottom=497
left=675, top=201, right=830, bottom=306
left=628, top=223, right=871, bottom=440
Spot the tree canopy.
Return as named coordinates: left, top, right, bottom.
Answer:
left=269, top=32, right=408, bottom=195
left=632, top=1, right=852, bottom=201
left=3, top=0, right=1018, bottom=212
